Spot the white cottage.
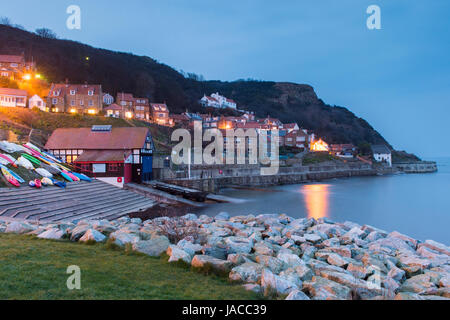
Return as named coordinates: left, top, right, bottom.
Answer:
left=371, top=144, right=392, bottom=166
left=29, top=94, right=46, bottom=111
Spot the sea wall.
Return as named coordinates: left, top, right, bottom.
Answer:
left=1, top=214, right=449, bottom=300
left=165, top=166, right=377, bottom=192
left=394, top=161, right=438, bottom=174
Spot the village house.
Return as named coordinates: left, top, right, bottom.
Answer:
left=150, top=103, right=172, bottom=126
left=103, top=93, right=114, bottom=105
left=28, top=94, right=46, bottom=111
left=284, top=129, right=309, bottom=150
left=104, top=103, right=126, bottom=118
left=371, top=144, right=392, bottom=166
left=200, top=92, right=237, bottom=109
left=135, top=98, right=150, bottom=121
left=258, top=116, right=283, bottom=129
left=0, top=88, right=27, bottom=108
left=330, top=144, right=356, bottom=158
left=116, top=92, right=135, bottom=118
left=200, top=95, right=220, bottom=108
left=242, top=111, right=256, bottom=122
left=0, top=54, right=35, bottom=80
left=45, top=125, right=154, bottom=187
left=47, top=83, right=103, bottom=114
left=281, top=123, right=300, bottom=133
left=171, top=113, right=190, bottom=127
left=200, top=114, right=220, bottom=129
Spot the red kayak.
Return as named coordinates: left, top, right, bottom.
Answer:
left=34, top=179, right=42, bottom=188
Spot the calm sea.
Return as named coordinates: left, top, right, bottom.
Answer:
left=198, top=158, right=450, bottom=244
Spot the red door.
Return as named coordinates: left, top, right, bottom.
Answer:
left=124, top=163, right=132, bottom=183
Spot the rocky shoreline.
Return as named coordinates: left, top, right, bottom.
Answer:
left=1, top=213, right=449, bottom=300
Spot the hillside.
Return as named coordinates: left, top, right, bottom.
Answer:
left=0, top=24, right=389, bottom=147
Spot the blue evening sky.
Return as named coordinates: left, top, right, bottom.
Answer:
left=1, top=0, right=449, bottom=158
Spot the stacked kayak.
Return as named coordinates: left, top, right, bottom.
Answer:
left=1, top=166, right=20, bottom=187
left=0, top=140, right=92, bottom=189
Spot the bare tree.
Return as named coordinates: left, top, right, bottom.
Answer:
left=0, top=16, right=12, bottom=26
left=35, top=28, right=57, bottom=39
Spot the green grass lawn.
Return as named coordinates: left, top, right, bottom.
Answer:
left=0, top=233, right=260, bottom=300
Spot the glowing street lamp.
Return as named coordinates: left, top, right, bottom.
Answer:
left=22, top=74, right=31, bottom=81
left=35, top=74, right=41, bottom=79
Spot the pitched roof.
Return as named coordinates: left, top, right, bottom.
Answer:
left=283, top=123, right=299, bottom=129
left=0, top=88, right=28, bottom=96
left=0, top=55, right=24, bottom=63
left=104, top=103, right=123, bottom=111
left=45, top=127, right=149, bottom=150
left=371, top=144, right=391, bottom=155
left=151, top=103, right=168, bottom=112
left=116, top=92, right=134, bottom=101
left=75, top=150, right=129, bottom=163
left=48, top=83, right=101, bottom=97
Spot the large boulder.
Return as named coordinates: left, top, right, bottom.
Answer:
left=285, top=289, right=310, bottom=300
left=79, top=229, right=106, bottom=243
left=37, top=228, right=64, bottom=240
left=399, top=274, right=438, bottom=293
left=70, top=224, right=91, bottom=241
left=253, top=241, right=275, bottom=256
left=255, top=255, right=285, bottom=274
left=177, top=239, right=202, bottom=256
left=5, top=221, right=35, bottom=234
left=277, top=252, right=303, bottom=268
left=303, top=276, right=352, bottom=300
left=110, top=231, right=140, bottom=247
left=167, top=245, right=192, bottom=264
left=132, top=236, right=170, bottom=256
left=191, top=255, right=232, bottom=273
left=261, top=269, right=300, bottom=296
left=224, top=236, right=253, bottom=254
left=229, top=262, right=264, bottom=283
left=202, top=244, right=228, bottom=260
left=418, top=240, right=450, bottom=256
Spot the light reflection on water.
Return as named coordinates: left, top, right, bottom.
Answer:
left=299, top=184, right=330, bottom=219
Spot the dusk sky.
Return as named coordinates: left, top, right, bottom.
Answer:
left=2, top=0, right=449, bottom=158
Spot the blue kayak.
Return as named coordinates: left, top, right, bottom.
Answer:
left=71, top=172, right=92, bottom=182
left=51, top=178, right=66, bottom=188
left=59, top=171, right=73, bottom=182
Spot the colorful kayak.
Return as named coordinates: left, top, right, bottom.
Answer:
left=0, top=165, right=25, bottom=183
left=17, top=156, right=35, bottom=170
left=22, top=153, right=41, bottom=165
left=63, top=170, right=80, bottom=182
left=29, top=179, right=42, bottom=188
left=41, top=177, right=54, bottom=186
left=72, top=172, right=92, bottom=182
left=41, top=163, right=61, bottom=175
left=51, top=179, right=66, bottom=188
left=35, top=168, right=53, bottom=178
left=25, top=142, right=41, bottom=153
left=0, top=154, right=17, bottom=167
left=59, top=171, right=73, bottom=182
left=1, top=167, right=20, bottom=187
left=41, top=151, right=64, bottom=164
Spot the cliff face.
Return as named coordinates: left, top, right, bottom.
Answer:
left=0, top=25, right=389, bottom=146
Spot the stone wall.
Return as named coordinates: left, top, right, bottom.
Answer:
left=394, top=162, right=438, bottom=174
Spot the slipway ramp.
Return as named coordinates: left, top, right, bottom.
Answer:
left=0, top=179, right=155, bottom=223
